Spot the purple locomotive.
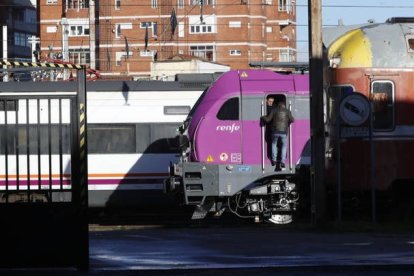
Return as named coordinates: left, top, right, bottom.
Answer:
left=165, top=69, right=310, bottom=223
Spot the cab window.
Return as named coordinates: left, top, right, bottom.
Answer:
left=217, top=97, right=239, bottom=120
left=371, top=81, right=394, bottom=131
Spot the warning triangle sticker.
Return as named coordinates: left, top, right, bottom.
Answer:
left=207, top=155, right=214, bottom=162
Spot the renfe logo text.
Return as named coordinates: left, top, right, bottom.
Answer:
left=216, top=123, right=240, bottom=133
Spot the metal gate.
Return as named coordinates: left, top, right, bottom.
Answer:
left=0, top=64, right=88, bottom=269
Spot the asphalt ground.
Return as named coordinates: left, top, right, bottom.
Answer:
left=2, top=206, right=414, bottom=275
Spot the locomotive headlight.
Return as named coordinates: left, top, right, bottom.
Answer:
left=249, top=202, right=259, bottom=212
left=286, top=183, right=295, bottom=192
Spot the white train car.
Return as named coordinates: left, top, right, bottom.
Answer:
left=0, top=75, right=214, bottom=208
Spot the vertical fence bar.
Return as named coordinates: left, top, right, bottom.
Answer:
left=4, top=100, right=9, bottom=203
left=15, top=100, right=19, bottom=192
left=73, top=68, right=89, bottom=270
left=37, top=99, right=41, bottom=191
left=59, top=99, right=63, bottom=190
left=336, top=97, right=342, bottom=222
left=48, top=99, right=52, bottom=198
left=369, top=104, right=376, bottom=223
left=26, top=99, right=31, bottom=199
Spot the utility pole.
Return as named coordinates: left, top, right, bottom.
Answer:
left=89, top=0, right=96, bottom=70
left=61, top=17, right=69, bottom=80
left=308, top=0, right=326, bottom=225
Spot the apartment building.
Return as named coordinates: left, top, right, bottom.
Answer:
left=39, top=0, right=296, bottom=79
left=0, top=0, right=37, bottom=62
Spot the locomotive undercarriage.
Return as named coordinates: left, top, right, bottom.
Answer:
left=165, top=162, right=299, bottom=224
left=249, top=179, right=298, bottom=222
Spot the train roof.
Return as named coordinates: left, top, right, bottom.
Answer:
left=209, top=70, right=309, bottom=98
left=249, top=62, right=309, bottom=73
left=175, top=73, right=223, bottom=83
left=0, top=79, right=212, bottom=93
left=323, top=17, right=414, bottom=68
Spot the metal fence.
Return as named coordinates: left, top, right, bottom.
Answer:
left=0, top=65, right=88, bottom=269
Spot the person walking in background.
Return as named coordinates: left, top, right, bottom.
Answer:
left=261, top=101, right=294, bottom=170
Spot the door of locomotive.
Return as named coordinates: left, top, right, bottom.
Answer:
left=241, top=93, right=287, bottom=168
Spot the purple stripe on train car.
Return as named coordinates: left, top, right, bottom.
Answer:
left=88, top=179, right=164, bottom=185
left=0, top=180, right=71, bottom=186
left=0, top=179, right=165, bottom=187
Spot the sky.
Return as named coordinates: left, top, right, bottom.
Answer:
left=296, top=0, right=414, bottom=61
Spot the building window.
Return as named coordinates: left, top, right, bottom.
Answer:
left=140, top=50, right=155, bottom=57
left=69, top=25, right=90, bottom=36
left=229, top=49, right=241, bottom=56
left=140, top=22, right=158, bottom=37
left=178, top=0, right=184, bottom=8
left=279, top=48, right=293, bottom=62
left=67, top=0, right=90, bottom=9
left=151, top=0, right=158, bottom=8
left=12, top=9, right=25, bottom=22
left=14, top=32, right=30, bottom=47
left=191, top=0, right=213, bottom=5
left=115, top=23, right=132, bottom=38
left=69, top=49, right=90, bottom=64
left=371, top=81, right=394, bottom=131
left=266, top=53, right=272, bottom=60
left=229, top=21, right=241, bottom=28
left=190, top=24, right=213, bottom=34
left=278, top=0, right=291, bottom=12
left=189, top=15, right=216, bottom=33
left=179, top=22, right=184, bottom=37
left=115, top=24, right=121, bottom=38
left=115, top=0, right=121, bottom=9
left=190, top=45, right=214, bottom=61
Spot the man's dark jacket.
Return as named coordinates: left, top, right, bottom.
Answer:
left=262, top=106, right=294, bottom=134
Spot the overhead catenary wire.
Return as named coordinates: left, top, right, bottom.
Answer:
left=7, top=3, right=414, bottom=8
left=8, top=1, right=414, bottom=66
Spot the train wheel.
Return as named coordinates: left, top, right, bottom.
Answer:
left=268, top=213, right=293, bottom=224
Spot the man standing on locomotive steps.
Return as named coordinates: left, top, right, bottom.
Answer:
left=264, top=97, right=275, bottom=161
left=261, top=101, right=294, bottom=171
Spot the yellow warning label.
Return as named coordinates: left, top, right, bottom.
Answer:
left=207, top=155, right=214, bottom=162
left=240, top=71, right=248, bottom=78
